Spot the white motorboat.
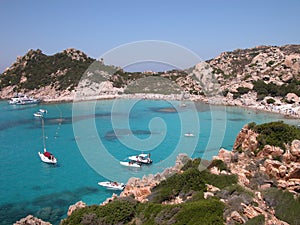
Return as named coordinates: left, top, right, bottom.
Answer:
left=8, top=93, right=40, bottom=105
left=34, top=109, right=48, bottom=117
left=120, top=161, right=141, bottom=168
left=38, top=118, right=57, bottom=164
left=34, top=112, right=44, bottom=117
left=184, top=132, right=194, bottom=137
left=98, top=181, right=125, bottom=191
left=39, top=109, right=48, bottom=113
left=38, top=149, right=57, bottom=164
left=128, top=153, right=152, bottom=164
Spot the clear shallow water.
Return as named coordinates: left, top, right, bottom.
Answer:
left=0, top=99, right=297, bottom=224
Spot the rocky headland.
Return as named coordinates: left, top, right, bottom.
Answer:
left=60, top=122, right=300, bottom=225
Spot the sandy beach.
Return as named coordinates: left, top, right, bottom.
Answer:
left=40, top=92, right=300, bottom=119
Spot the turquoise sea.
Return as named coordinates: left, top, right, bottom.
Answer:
left=0, top=99, right=297, bottom=225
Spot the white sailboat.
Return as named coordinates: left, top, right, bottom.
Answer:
left=38, top=118, right=57, bottom=164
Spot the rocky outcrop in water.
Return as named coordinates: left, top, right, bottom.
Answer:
left=67, top=201, right=87, bottom=216
left=13, top=215, right=51, bottom=225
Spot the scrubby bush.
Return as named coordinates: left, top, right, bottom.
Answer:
left=253, top=121, right=300, bottom=150
left=61, top=198, right=137, bottom=225
left=149, top=168, right=206, bottom=203
left=252, top=79, right=300, bottom=99
left=207, top=159, right=228, bottom=171
left=174, top=199, right=224, bottom=225
left=266, top=98, right=275, bottom=104
left=248, top=122, right=257, bottom=130
left=244, top=215, right=265, bottom=225
left=264, top=188, right=300, bottom=225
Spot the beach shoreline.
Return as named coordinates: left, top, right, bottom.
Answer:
left=3, top=92, right=300, bottom=119
left=47, top=93, right=300, bottom=119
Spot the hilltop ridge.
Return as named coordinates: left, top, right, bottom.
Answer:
left=1, top=45, right=300, bottom=114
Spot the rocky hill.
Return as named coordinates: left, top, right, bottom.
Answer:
left=0, top=48, right=96, bottom=99
left=1, top=45, right=300, bottom=106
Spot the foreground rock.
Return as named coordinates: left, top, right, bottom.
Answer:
left=119, top=153, right=188, bottom=203
left=14, top=215, right=51, bottom=225
left=67, top=200, right=87, bottom=216
left=213, top=124, right=300, bottom=224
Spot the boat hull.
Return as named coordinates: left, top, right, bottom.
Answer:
left=98, top=181, right=125, bottom=191
left=184, top=133, right=194, bottom=137
left=128, top=156, right=152, bottom=164
left=120, top=161, right=141, bottom=168
left=38, top=152, right=57, bottom=164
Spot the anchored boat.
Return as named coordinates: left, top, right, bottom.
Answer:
left=38, top=118, right=57, bottom=164
left=98, top=181, right=125, bottom=191
left=120, top=161, right=141, bottom=168
left=128, top=153, right=152, bottom=164
left=9, top=93, right=40, bottom=105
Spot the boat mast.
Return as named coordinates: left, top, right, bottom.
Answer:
left=42, top=117, right=46, bottom=152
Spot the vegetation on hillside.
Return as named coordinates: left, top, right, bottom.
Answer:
left=1, top=45, right=300, bottom=100
left=0, top=49, right=95, bottom=91
left=248, top=121, right=300, bottom=150
left=61, top=158, right=238, bottom=225
left=252, top=79, right=300, bottom=100
left=263, top=188, right=300, bottom=225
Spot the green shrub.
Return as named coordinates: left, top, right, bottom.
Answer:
left=264, top=188, right=300, bottom=225
left=174, top=199, right=224, bottom=225
left=266, top=98, right=275, bottom=104
left=61, top=198, right=137, bottom=225
left=237, top=86, right=251, bottom=95
left=266, top=60, right=275, bottom=66
left=137, top=199, right=225, bottom=225
left=150, top=168, right=206, bottom=203
left=252, top=79, right=300, bottom=98
left=200, top=170, right=238, bottom=189
left=253, top=121, right=300, bottom=150
left=207, top=159, right=228, bottom=171
left=248, top=122, right=257, bottom=130
left=244, top=215, right=265, bottom=225
left=181, top=158, right=201, bottom=171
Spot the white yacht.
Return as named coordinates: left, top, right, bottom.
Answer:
left=98, top=181, right=125, bottom=191
left=9, top=93, right=40, bottom=105
left=128, top=153, right=152, bottom=164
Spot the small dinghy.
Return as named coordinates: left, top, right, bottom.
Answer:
left=98, top=181, right=125, bottom=191
left=34, top=112, right=44, bottom=117
left=184, top=132, right=194, bottom=137
left=34, top=109, right=47, bottom=118
left=39, top=109, right=48, bottom=114
left=128, top=153, right=152, bottom=164
left=120, top=161, right=141, bottom=168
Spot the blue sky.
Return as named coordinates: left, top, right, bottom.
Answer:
left=1, top=0, right=300, bottom=72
